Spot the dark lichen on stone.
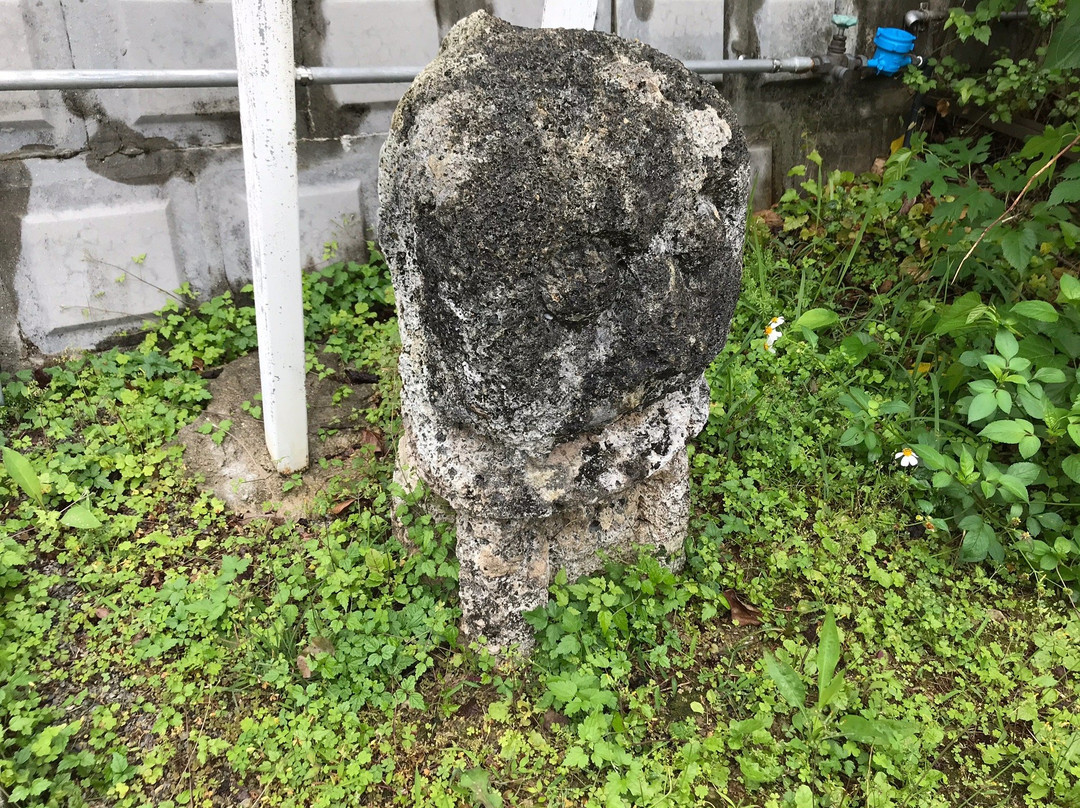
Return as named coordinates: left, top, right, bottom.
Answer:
left=380, top=11, right=750, bottom=457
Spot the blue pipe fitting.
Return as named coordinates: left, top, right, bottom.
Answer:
left=866, top=27, right=916, bottom=75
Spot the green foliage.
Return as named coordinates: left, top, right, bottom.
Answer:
left=4, top=156, right=1080, bottom=808
left=908, top=0, right=1080, bottom=125
left=761, top=608, right=917, bottom=752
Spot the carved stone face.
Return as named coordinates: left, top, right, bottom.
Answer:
left=380, top=12, right=749, bottom=456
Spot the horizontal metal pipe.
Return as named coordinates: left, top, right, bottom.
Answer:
left=905, top=6, right=1029, bottom=29
left=0, top=58, right=818, bottom=92
left=686, top=57, right=817, bottom=74
left=0, top=69, right=240, bottom=90
left=0, top=66, right=428, bottom=91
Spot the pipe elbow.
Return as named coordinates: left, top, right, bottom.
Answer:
left=904, top=9, right=925, bottom=30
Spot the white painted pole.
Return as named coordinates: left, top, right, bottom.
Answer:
left=231, top=0, right=309, bottom=474
left=541, top=0, right=599, bottom=29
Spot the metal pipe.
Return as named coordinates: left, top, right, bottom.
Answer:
left=687, top=57, right=817, bottom=74
left=0, top=66, right=428, bottom=91
left=904, top=8, right=947, bottom=29
left=0, top=58, right=818, bottom=92
left=905, top=6, right=1028, bottom=30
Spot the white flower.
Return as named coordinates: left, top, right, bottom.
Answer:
left=764, top=319, right=783, bottom=352
left=894, top=447, right=919, bottom=468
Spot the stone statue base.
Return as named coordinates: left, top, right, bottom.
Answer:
left=393, top=424, right=692, bottom=651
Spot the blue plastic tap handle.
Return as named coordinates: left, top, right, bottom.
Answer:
left=866, top=27, right=916, bottom=75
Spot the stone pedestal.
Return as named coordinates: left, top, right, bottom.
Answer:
left=379, top=12, right=749, bottom=650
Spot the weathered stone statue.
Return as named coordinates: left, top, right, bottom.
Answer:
left=379, top=11, right=748, bottom=650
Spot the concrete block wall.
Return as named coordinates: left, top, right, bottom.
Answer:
left=1, top=0, right=920, bottom=367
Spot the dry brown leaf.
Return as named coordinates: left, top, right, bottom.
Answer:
left=296, top=655, right=312, bottom=679
left=900, top=256, right=930, bottom=282
left=359, top=429, right=386, bottom=455
left=543, top=708, right=570, bottom=729
left=871, top=157, right=887, bottom=177
left=936, top=98, right=951, bottom=117
left=330, top=498, right=356, bottom=516
left=724, top=589, right=762, bottom=626
left=305, top=637, right=335, bottom=657
left=94, top=607, right=110, bottom=620
left=754, top=209, right=784, bottom=232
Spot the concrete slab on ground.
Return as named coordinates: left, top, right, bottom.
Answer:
left=177, top=351, right=385, bottom=517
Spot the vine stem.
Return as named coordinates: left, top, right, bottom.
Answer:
left=951, top=131, right=1080, bottom=284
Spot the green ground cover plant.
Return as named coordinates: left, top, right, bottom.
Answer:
left=3, top=125, right=1080, bottom=806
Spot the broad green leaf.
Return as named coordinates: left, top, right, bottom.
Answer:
left=960, top=447, right=976, bottom=478
left=60, top=504, right=102, bottom=530
left=995, top=389, right=1013, bottom=414
left=547, top=678, right=578, bottom=704
left=763, top=650, right=806, bottom=710
left=1008, top=462, right=1041, bottom=486
left=1062, top=221, right=1080, bottom=249
left=816, top=610, right=840, bottom=707
left=1033, top=367, right=1067, bottom=384
left=1058, top=273, right=1080, bottom=303
left=979, top=419, right=1032, bottom=443
left=840, top=334, right=874, bottom=363
left=967, top=391, right=998, bottom=422
left=818, top=671, right=846, bottom=710
left=486, top=700, right=510, bottom=722
left=839, top=715, right=917, bottom=748
left=999, top=228, right=1037, bottom=271
left=1018, top=434, right=1041, bottom=459
left=738, top=754, right=780, bottom=785
left=794, top=308, right=840, bottom=331
left=1046, top=3, right=1080, bottom=70
left=1048, top=178, right=1080, bottom=207
left=553, top=634, right=580, bottom=657
left=1063, top=454, right=1080, bottom=485
left=794, top=784, right=815, bottom=808
left=959, top=516, right=994, bottom=562
left=839, top=426, right=864, bottom=447
left=912, top=444, right=953, bottom=472
left=996, top=474, right=1029, bottom=502
left=1010, top=301, right=1059, bottom=323
left=1017, top=388, right=1047, bottom=420
left=563, top=746, right=589, bottom=769
left=459, top=768, right=503, bottom=808
left=994, top=330, right=1019, bottom=360
left=2, top=446, right=43, bottom=506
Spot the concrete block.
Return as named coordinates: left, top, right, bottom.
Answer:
left=491, top=0, right=545, bottom=28
left=116, top=0, right=239, bottom=120
left=13, top=160, right=214, bottom=354
left=0, top=0, right=86, bottom=155
left=751, top=0, right=857, bottom=81
left=64, top=0, right=240, bottom=143
left=17, top=201, right=182, bottom=342
left=615, top=0, right=725, bottom=62
left=748, top=142, right=773, bottom=208
left=323, top=0, right=440, bottom=106
left=198, top=151, right=369, bottom=288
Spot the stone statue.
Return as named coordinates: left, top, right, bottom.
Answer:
left=379, top=11, right=749, bottom=650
